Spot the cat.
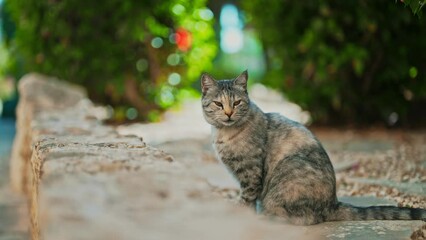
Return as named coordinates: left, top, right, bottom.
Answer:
left=201, top=70, right=426, bottom=225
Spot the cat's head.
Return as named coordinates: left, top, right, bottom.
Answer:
left=201, top=70, right=251, bottom=127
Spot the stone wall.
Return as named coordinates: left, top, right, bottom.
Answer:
left=10, top=74, right=86, bottom=195
left=13, top=73, right=424, bottom=240
left=11, top=74, right=318, bottom=240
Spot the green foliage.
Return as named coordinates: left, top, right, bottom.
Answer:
left=0, top=43, right=9, bottom=99
left=242, top=0, right=426, bottom=125
left=5, top=0, right=216, bottom=121
left=403, top=0, right=426, bottom=16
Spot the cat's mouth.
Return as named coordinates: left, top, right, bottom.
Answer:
left=222, top=119, right=235, bottom=125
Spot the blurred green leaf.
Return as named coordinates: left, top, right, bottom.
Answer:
left=5, top=0, right=217, bottom=121
left=242, top=0, right=426, bottom=125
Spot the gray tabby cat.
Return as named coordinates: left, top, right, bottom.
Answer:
left=201, top=70, right=426, bottom=225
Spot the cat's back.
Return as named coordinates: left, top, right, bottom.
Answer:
left=265, top=112, right=321, bottom=162
left=265, top=112, right=315, bottom=142
left=265, top=112, right=306, bottom=132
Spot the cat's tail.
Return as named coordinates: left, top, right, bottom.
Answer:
left=326, top=202, right=426, bottom=221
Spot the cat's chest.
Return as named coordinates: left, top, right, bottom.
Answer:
left=212, top=127, right=256, bottom=157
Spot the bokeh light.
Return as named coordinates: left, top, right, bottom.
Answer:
left=172, top=4, right=185, bottom=15
left=151, top=37, right=164, bottom=48
left=136, top=59, right=148, bottom=72
left=167, top=54, right=180, bottom=66
left=220, top=4, right=243, bottom=53
left=168, top=73, right=181, bottom=86
left=126, top=107, right=138, bottom=120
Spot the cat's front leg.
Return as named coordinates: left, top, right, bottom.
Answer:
left=235, top=162, right=263, bottom=210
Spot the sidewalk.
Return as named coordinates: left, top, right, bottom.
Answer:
left=117, top=88, right=426, bottom=239
left=5, top=75, right=425, bottom=239
left=0, top=118, right=28, bottom=240
left=147, top=128, right=426, bottom=239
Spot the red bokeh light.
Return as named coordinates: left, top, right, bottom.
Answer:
left=175, top=28, right=192, bottom=51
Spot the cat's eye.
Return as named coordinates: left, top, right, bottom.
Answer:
left=233, top=100, right=241, bottom=107
left=213, top=101, right=223, bottom=108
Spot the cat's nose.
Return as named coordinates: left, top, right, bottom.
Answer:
left=225, top=111, right=233, bottom=118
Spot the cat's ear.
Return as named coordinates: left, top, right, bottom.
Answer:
left=233, top=70, right=248, bottom=91
left=201, top=73, right=217, bottom=95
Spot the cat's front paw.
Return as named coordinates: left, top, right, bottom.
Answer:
left=237, top=197, right=256, bottom=209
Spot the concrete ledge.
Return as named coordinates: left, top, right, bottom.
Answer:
left=9, top=74, right=182, bottom=239
left=11, top=73, right=424, bottom=240
left=10, top=73, right=87, bottom=194
left=11, top=74, right=307, bottom=240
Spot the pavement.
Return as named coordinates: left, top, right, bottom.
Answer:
left=1, top=81, right=425, bottom=239
left=117, top=88, right=426, bottom=239
left=0, top=118, right=28, bottom=240
left=153, top=134, right=425, bottom=240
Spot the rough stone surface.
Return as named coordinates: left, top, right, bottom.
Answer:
left=119, top=94, right=426, bottom=239
left=151, top=134, right=425, bottom=240
left=11, top=73, right=425, bottom=240
left=9, top=74, right=317, bottom=239
left=10, top=73, right=86, bottom=193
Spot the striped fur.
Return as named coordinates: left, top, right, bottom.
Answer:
left=201, top=70, right=426, bottom=225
